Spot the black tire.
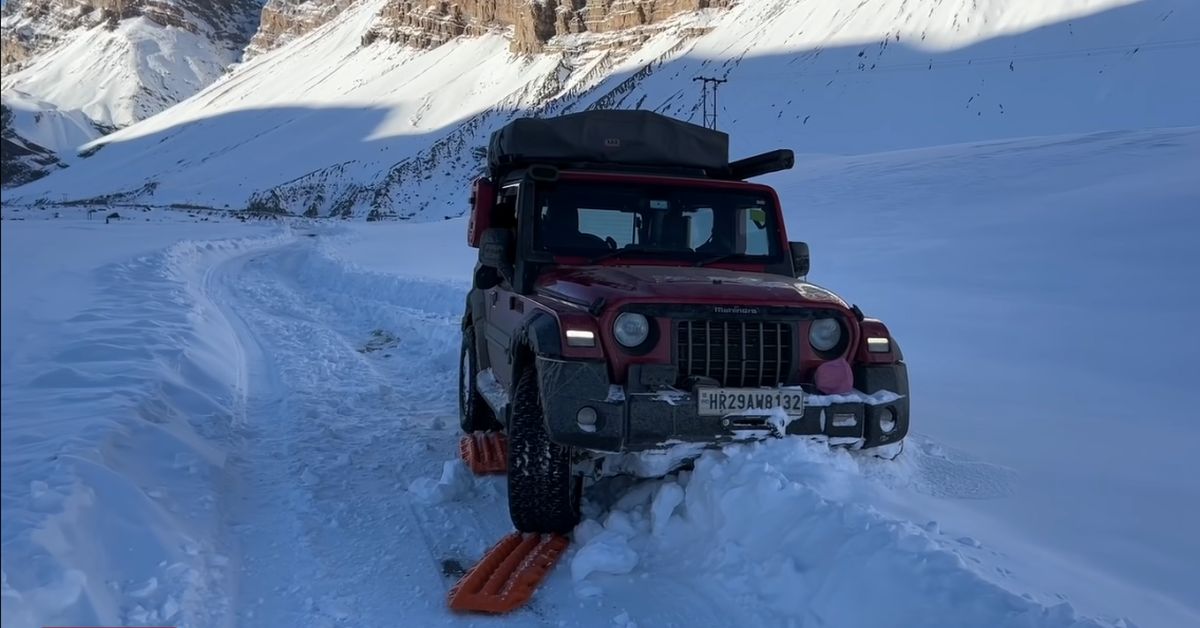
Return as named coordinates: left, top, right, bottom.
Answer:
left=507, top=367, right=581, bottom=534
left=459, top=326, right=500, bottom=433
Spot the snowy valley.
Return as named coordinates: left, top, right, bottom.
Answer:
left=2, top=1, right=1199, bottom=628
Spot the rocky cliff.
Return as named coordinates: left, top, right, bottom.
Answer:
left=366, top=0, right=729, bottom=53
left=246, top=0, right=730, bottom=57
left=245, top=0, right=358, bottom=57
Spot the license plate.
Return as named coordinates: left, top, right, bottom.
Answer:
left=696, top=387, right=805, bottom=416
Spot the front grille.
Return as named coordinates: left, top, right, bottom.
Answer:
left=675, top=320, right=793, bottom=387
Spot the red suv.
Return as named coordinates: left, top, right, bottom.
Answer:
left=460, top=111, right=909, bottom=534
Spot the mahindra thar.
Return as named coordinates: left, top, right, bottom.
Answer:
left=460, top=110, right=909, bottom=533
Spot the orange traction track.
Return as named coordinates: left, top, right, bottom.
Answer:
left=459, top=432, right=508, bottom=474
left=447, top=532, right=570, bottom=614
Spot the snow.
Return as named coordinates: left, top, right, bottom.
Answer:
left=2, top=3, right=1199, bottom=623
left=408, top=459, right=476, bottom=505
left=3, top=126, right=1198, bottom=628
left=1, top=13, right=251, bottom=130
left=6, top=0, right=1197, bottom=215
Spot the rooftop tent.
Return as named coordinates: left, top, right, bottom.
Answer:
left=488, top=110, right=730, bottom=175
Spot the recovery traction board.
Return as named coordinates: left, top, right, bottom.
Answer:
left=459, top=431, right=507, bottom=475
left=447, top=532, right=569, bottom=614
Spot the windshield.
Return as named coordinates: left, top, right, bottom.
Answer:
left=532, top=179, right=782, bottom=263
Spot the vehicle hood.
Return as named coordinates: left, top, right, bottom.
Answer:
left=535, top=265, right=849, bottom=309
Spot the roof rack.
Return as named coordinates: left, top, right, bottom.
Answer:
left=488, top=111, right=794, bottom=182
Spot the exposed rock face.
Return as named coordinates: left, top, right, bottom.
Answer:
left=366, top=0, right=729, bottom=53
left=245, top=0, right=730, bottom=57
left=246, top=0, right=358, bottom=57
left=1, top=103, right=64, bottom=188
left=1, top=0, right=262, bottom=74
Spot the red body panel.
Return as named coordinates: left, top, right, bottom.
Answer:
left=528, top=266, right=862, bottom=385
left=536, top=265, right=848, bottom=308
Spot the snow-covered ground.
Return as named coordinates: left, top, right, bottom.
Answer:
left=4, top=126, right=1197, bottom=628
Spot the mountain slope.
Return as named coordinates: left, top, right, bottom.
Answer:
left=0, top=90, right=108, bottom=187
left=0, top=0, right=263, bottom=130
left=7, top=0, right=1198, bottom=215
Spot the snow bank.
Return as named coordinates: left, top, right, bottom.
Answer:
left=0, top=222, right=285, bottom=628
left=571, top=438, right=1112, bottom=627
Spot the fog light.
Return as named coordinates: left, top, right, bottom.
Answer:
left=878, top=407, right=897, bottom=434
left=867, top=337, right=890, bottom=353
left=565, top=329, right=596, bottom=347
left=577, top=406, right=598, bottom=433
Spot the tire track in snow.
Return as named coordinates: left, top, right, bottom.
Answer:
left=207, top=240, right=568, bottom=626
left=206, top=238, right=748, bottom=627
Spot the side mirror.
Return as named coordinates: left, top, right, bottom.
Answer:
left=479, top=228, right=514, bottom=283
left=789, top=241, right=810, bottom=278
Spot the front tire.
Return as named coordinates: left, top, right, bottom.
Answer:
left=459, top=326, right=500, bottom=433
left=507, top=367, right=581, bottom=534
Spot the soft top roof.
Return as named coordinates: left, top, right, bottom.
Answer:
left=488, top=110, right=730, bottom=176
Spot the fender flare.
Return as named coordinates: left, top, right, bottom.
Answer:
left=512, top=311, right=563, bottom=367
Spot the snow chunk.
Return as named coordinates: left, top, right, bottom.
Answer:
left=649, top=388, right=690, bottom=406
left=408, top=460, right=474, bottom=504
left=570, top=530, right=640, bottom=582
left=649, top=483, right=684, bottom=536
left=601, top=442, right=709, bottom=478
left=806, top=389, right=904, bottom=407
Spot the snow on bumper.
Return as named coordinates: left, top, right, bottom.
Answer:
left=534, top=357, right=909, bottom=454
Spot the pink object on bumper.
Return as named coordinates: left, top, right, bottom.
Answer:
left=814, top=358, right=854, bottom=394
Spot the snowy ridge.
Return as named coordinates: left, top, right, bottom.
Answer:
left=0, top=0, right=262, bottom=135
left=6, top=0, right=1196, bottom=214
left=1, top=90, right=103, bottom=159
left=1, top=90, right=105, bottom=187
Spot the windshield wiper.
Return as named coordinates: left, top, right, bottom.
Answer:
left=586, top=246, right=652, bottom=265
left=693, top=253, right=740, bottom=267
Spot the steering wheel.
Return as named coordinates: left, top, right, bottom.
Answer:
left=605, top=236, right=618, bottom=250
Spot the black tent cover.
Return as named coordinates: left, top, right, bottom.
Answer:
left=488, top=110, right=730, bottom=174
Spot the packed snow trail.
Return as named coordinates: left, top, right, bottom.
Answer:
left=203, top=238, right=750, bottom=627
left=189, top=235, right=1119, bottom=627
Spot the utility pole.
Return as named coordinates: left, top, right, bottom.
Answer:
left=692, top=76, right=728, bottom=130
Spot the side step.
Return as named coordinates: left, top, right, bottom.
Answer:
left=459, top=431, right=507, bottom=475
left=447, top=532, right=569, bottom=614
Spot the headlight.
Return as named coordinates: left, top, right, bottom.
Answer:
left=613, top=312, right=650, bottom=347
left=809, top=318, right=842, bottom=352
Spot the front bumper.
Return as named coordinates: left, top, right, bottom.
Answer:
left=535, top=357, right=909, bottom=453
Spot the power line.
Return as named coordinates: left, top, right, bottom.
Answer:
left=693, top=76, right=728, bottom=129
